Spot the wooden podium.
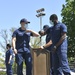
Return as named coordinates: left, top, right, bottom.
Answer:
left=32, top=48, right=50, bottom=75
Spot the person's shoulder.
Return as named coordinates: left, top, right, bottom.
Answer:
left=46, top=26, right=52, bottom=33
left=61, top=23, right=67, bottom=29
left=50, top=26, right=53, bottom=29
left=13, top=28, right=20, bottom=33
left=6, top=50, right=11, bottom=54
left=59, top=22, right=67, bottom=33
left=6, top=50, right=8, bottom=53
left=9, top=49, right=13, bottom=54
left=9, top=49, right=12, bottom=51
left=57, top=22, right=67, bottom=29
left=59, top=22, right=66, bottom=27
left=49, top=26, right=53, bottom=31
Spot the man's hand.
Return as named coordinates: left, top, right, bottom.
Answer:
left=40, top=46, right=44, bottom=50
left=13, top=49, right=17, bottom=54
left=52, top=46, right=57, bottom=52
left=38, top=31, right=45, bottom=36
left=8, top=61, right=10, bottom=64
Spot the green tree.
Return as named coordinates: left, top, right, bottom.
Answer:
left=61, top=0, right=75, bottom=58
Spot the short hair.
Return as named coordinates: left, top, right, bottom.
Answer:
left=43, top=25, right=49, bottom=29
left=7, top=44, right=11, bottom=48
left=50, top=14, right=58, bottom=21
left=43, top=25, right=49, bottom=31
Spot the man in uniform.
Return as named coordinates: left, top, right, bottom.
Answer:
left=47, top=14, right=71, bottom=75
left=5, top=44, right=13, bottom=75
left=39, top=14, right=71, bottom=75
left=12, top=18, right=39, bottom=75
left=39, top=25, right=53, bottom=75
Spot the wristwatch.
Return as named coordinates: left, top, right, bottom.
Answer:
left=54, top=46, right=57, bottom=49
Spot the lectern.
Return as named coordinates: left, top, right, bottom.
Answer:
left=32, top=48, right=50, bottom=75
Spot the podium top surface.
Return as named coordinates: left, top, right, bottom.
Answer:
left=32, top=48, right=50, bottom=53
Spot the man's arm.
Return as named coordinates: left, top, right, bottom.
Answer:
left=8, top=55, right=12, bottom=64
left=53, top=24, right=67, bottom=51
left=26, top=29, right=40, bottom=37
left=55, top=32, right=67, bottom=48
left=40, top=40, right=52, bottom=49
left=30, top=30, right=40, bottom=37
left=12, top=37, right=17, bottom=54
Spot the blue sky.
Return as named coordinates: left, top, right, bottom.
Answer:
left=0, top=0, right=65, bottom=32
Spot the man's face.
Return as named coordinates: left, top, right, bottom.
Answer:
left=49, top=20, right=54, bottom=25
left=43, top=28, right=48, bottom=32
left=6, top=46, right=9, bottom=50
left=21, top=22, right=26, bottom=26
left=20, top=22, right=28, bottom=29
left=49, top=19, right=58, bottom=26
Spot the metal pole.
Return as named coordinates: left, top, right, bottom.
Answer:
left=40, top=16, right=42, bottom=30
left=40, top=16, right=42, bottom=45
